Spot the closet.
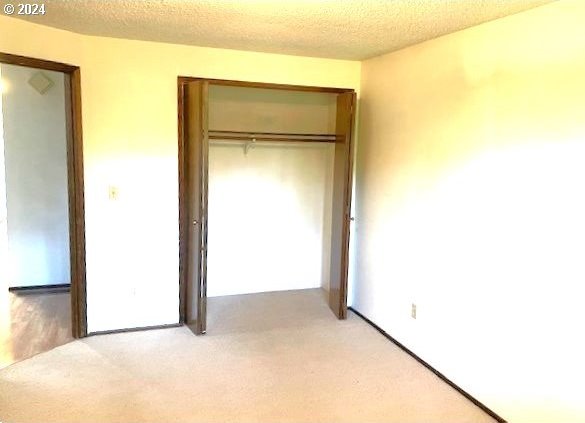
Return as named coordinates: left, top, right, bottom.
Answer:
left=178, top=78, right=355, bottom=335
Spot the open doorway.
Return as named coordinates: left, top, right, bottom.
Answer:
left=0, top=53, right=86, bottom=368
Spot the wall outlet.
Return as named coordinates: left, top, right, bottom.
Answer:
left=411, top=303, right=417, bottom=319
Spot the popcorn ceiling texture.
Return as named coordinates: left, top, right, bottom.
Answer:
left=6, top=0, right=553, bottom=59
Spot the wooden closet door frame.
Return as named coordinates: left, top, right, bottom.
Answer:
left=177, top=76, right=356, bottom=326
left=0, top=52, right=88, bottom=338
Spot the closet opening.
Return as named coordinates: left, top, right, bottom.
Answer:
left=178, top=78, right=355, bottom=335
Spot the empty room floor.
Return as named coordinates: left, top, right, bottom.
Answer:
left=0, top=289, right=496, bottom=422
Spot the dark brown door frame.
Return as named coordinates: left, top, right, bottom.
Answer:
left=0, top=52, right=88, bottom=338
left=177, top=76, right=356, bottom=326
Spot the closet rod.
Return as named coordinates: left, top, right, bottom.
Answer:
left=208, top=135, right=336, bottom=143
left=209, top=129, right=338, bottom=138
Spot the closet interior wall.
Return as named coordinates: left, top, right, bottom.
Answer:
left=207, top=86, right=338, bottom=298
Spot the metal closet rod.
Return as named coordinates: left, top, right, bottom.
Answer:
left=208, top=129, right=341, bottom=143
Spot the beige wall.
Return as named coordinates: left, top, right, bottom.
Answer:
left=0, top=15, right=360, bottom=332
left=354, top=1, right=585, bottom=422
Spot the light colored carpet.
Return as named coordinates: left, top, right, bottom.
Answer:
left=0, top=289, right=497, bottom=423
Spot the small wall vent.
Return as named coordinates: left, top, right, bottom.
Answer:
left=28, top=71, right=53, bottom=95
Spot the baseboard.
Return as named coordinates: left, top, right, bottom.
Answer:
left=348, top=306, right=507, bottom=423
left=8, top=283, right=70, bottom=294
left=89, top=322, right=182, bottom=336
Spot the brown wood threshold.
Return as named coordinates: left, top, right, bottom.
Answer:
left=348, top=307, right=507, bottom=423
left=8, top=283, right=71, bottom=294
left=89, top=323, right=182, bottom=336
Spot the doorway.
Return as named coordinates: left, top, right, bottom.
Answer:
left=0, top=53, right=86, bottom=367
left=178, top=78, right=355, bottom=335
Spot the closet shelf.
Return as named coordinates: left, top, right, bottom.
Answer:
left=208, top=129, right=340, bottom=143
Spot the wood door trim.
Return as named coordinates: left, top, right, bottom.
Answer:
left=178, top=76, right=353, bottom=94
left=0, top=52, right=87, bottom=338
left=0, top=52, right=77, bottom=73
left=178, top=82, right=187, bottom=323
left=177, top=76, right=355, bottom=326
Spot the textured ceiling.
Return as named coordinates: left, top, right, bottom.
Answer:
left=5, top=0, right=554, bottom=60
